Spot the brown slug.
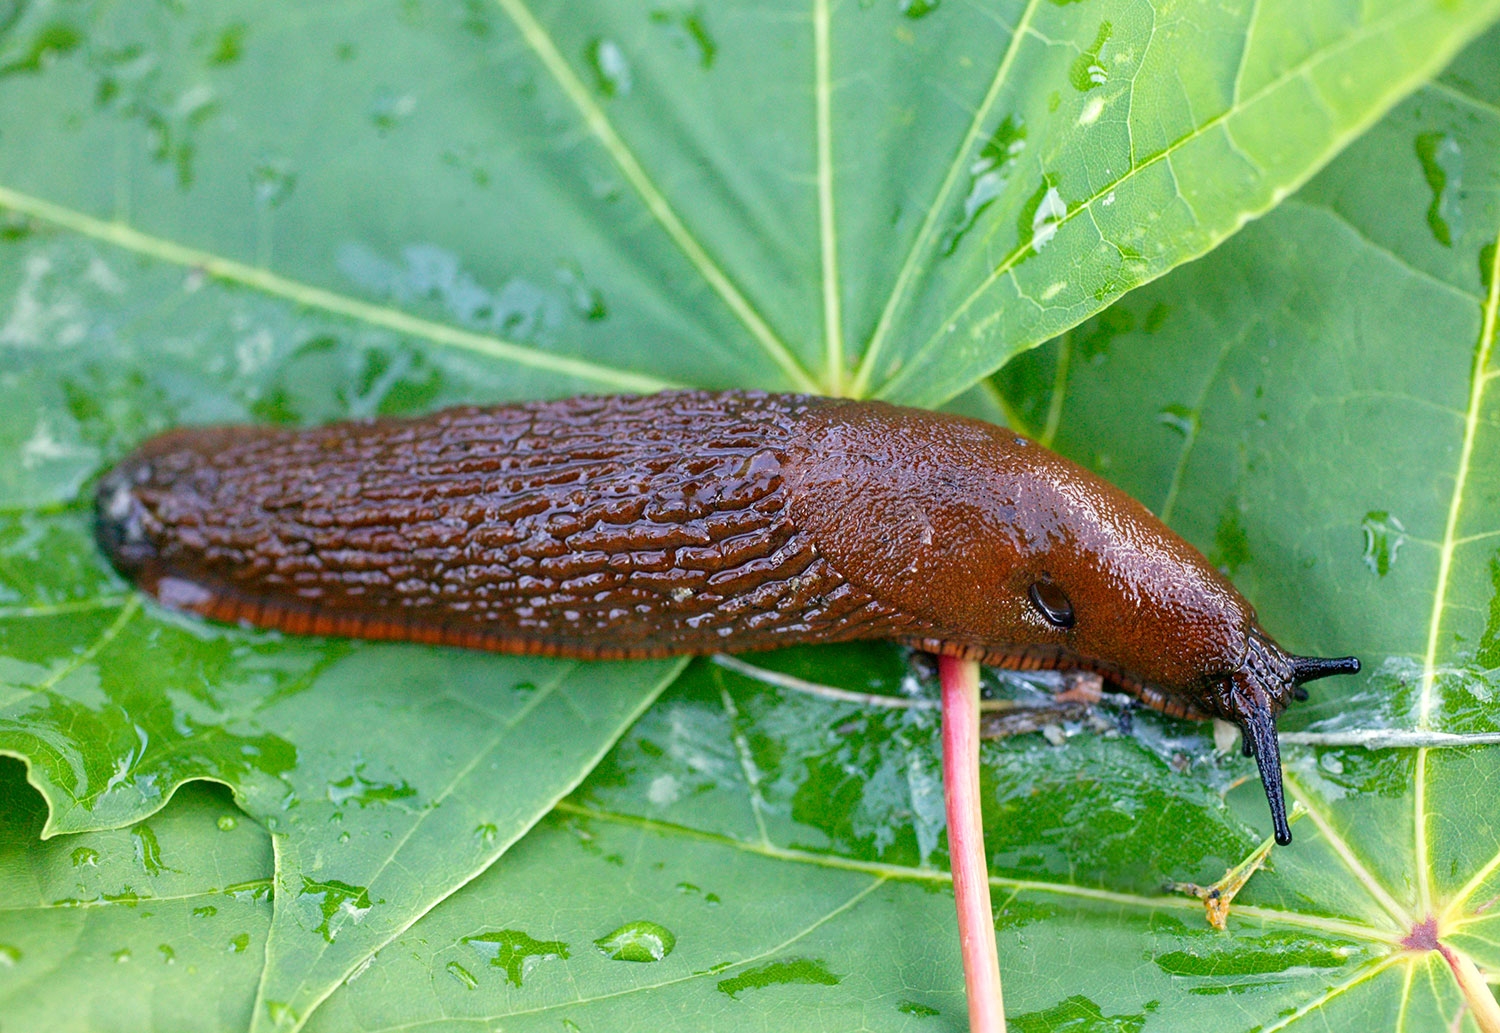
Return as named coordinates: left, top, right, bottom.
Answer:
left=94, top=390, right=1358, bottom=844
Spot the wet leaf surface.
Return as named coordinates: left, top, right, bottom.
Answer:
left=0, top=758, right=271, bottom=1031
left=995, top=25, right=1500, bottom=1026
left=1, top=1, right=1499, bottom=1030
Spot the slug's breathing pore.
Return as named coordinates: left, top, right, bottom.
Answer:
left=94, top=390, right=1360, bottom=845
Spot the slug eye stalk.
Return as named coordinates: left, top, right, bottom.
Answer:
left=1291, top=654, right=1362, bottom=684
left=1235, top=647, right=1361, bottom=846
left=1241, top=709, right=1294, bottom=845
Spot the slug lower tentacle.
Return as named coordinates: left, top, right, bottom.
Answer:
left=93, top=390, right=1359, bottom=842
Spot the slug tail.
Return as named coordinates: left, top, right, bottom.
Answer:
left=95, top=458, right=158, bottom=577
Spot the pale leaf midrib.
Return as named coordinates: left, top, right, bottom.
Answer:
left=488, top=0, right=819, bottom=393
left=1426, top=76, right=1500, bottom=119
left=1261, top=955, right=1409, bottom=1033
left=0, top=596, right=131, bottom=620
left=254, top=663, right=578, bottom=1022
left=848, top=0, right=1045, bottom=397
left=1156, top=323, right=1249, bottom=524
left=0, top=186, right=673, bottom=394
left=1442, top=841, right=1500, bottom=927
left=1414, top=227, right=1500, bottom=924
left=0, top=885, right=258, bottom=913
left=375, top=878, right=888, bottom=1033
left=814, top=0, right=844, bottom=394
left=553, top=800, right=1399, bottom=945
left=718, top=683, right=771, bottom=847
left=1285, top=774, right=1412, bottom=929
left=877, top=0, right=1480, bottom=403
left=32, top=597, right=139, bottom=698
left=253, top=661, right=683, bottom=1033
left=1281, top=197, right=1482, bottom=304
left=1418, top=229, right=1500, bottom=728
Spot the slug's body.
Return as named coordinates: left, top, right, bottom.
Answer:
left=95, top=391, right=1358, bottom=844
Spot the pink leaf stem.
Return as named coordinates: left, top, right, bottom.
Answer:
left=940, top=654, right=1006, bottom=1033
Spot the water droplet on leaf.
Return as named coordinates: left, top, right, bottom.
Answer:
left=1156, top=404, right=1196, bottom=438
left=717, top=958, right=841, bottom=998
left=556, top=266, right=608, bottom=321
left=251, top=158, right=296, bottom=207
left=1361, top=511, right=1407, bottom=576
left=298, top=878, right=372, bottom=943
left=0, top=212, right=34, bottom=240
left=1212, top=501, right=1251, bottom=576
left=132, top=823, right=166, bottom=876
left=943, top=116, right=1026, bottom=255
left=2, top=22, right=82, bottom=77
left=208, top=22, right=246, bottom=66
left=446, top=960, right=478, bottom=989
left=1069, top=22, right=1112, bottom=91
left=1414, top=131, right=1463, bottom=248
left=326, top=765, right=416, bottom=807
left=223, top=879, right=273, bottom=903
left=586, top=39, right=632, bottom=96
left=595, top=920, right=676, bottom=962
left=648, top=10, right=716, bottom=68
left=463, top=929, right=570, bottom=987
left=369, top=89, right=417, bottom=132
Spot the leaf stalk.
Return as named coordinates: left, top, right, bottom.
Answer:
left=940, top=655, right=1006, bottom=1033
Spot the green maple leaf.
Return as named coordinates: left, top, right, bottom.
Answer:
left=1, top=1, right=1498, bottom=1029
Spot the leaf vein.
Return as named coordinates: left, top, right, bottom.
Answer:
left=378, top=875, right=888, bottom=1031
left=488, top=0, right=817, bottom=392
left=0, top=186, right=672, bottom=394
left=1286, top=772, right=1412, bottom=928
left=553, top=801, right=1398, bottom=944
left=879, top=0, right=1448, bottom=401
left=849, top=0, right=1046, bottom=396
left=814, top=0, right=844, bottom=393
left=1262, top=954, right=1409, bottom=1033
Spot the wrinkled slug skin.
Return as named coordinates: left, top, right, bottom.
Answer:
left=93, top=390, right=1289, bottom=726
left=98, top=389, right=1367, bottom=843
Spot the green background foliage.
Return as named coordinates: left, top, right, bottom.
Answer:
left=1, top=0, right=1499, bottom=1029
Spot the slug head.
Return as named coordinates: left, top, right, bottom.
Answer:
left=991, top=496, right=1356, bottom=848
left=786, top=401, right=1361, bottom=845
left=1209, top=638, right=1359, bottom=844
left=989, top=482, right=1361, bottom=847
